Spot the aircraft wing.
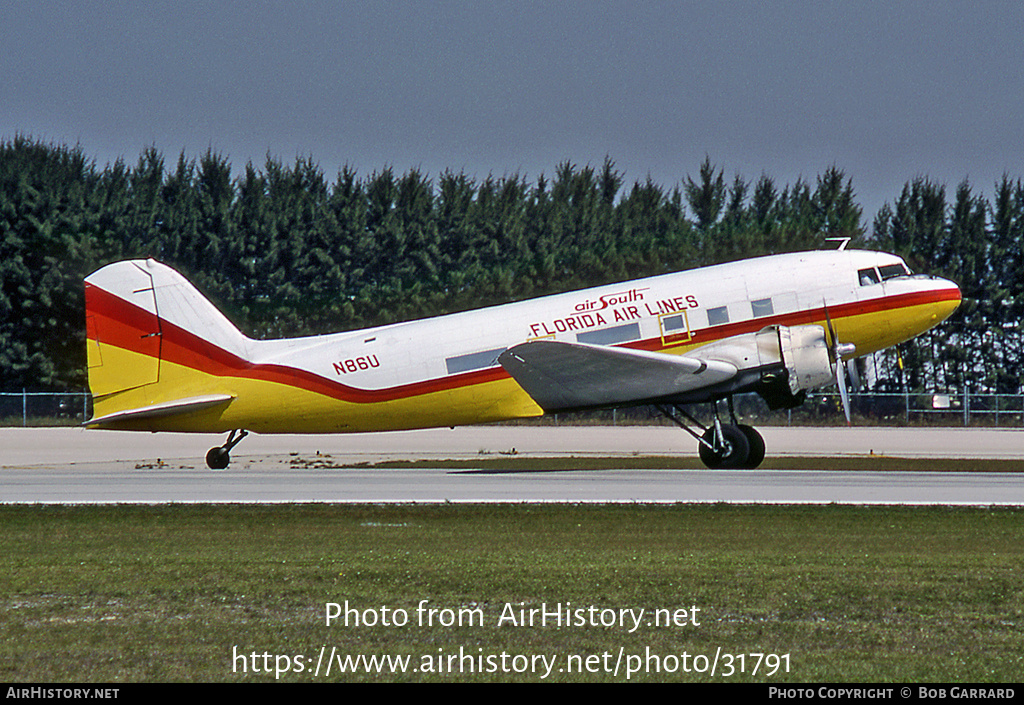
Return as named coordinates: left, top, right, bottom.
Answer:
left=498, top=340, right=737, bottom=412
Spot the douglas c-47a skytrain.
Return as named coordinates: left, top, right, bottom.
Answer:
left=84, top=247, right=961, bottom=469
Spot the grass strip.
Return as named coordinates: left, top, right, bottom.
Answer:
left=2, top=503, right=1022, bottom=682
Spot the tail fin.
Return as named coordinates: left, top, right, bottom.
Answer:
left=85, top=259, right=248, bottom=429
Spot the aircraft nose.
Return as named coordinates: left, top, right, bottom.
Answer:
left=931, top=276, right=962, bottom=323
left=944, top=276, right=961, bottom=302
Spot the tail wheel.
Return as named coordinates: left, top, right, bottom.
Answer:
left=698, top=424, right=750, bottom=469
left=205, top=429, right=248, bottom=470
left=206, top=446, right=230, bottom=470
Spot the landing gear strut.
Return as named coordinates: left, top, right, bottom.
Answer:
left=206, top=429, right=248, bottom=469
left=656, top=400, right=765, bottom=469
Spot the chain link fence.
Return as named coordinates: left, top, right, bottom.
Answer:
left=0, top=392, right=93, bottom=427
left=3, top=390, right=1024, bottom=428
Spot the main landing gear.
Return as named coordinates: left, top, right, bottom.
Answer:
left=206, top=429, right=248, bottom=469
left=656, top=400, right=766, bottom=469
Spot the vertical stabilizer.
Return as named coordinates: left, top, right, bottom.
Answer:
left=84, top=259, right=250, bottom=422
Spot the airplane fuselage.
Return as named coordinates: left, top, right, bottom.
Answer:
left=85, top=249, right=960, bottom=436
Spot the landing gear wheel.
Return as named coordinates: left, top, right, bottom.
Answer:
left=206, top=446, right=230, bottom=470
left=698, top=424, right=750, bottom=469
left=205, top=429, right=248, bottom=470
left=737, top=424, right=766, bottom=469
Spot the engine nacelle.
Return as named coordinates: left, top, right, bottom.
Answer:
left=754, top=324, right=835, bottom=410
left=778, top=325, right=835, bottom=395
left=693, top=323, right=838, bottom=410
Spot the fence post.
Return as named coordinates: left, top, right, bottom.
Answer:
left=22, top=388, right=27, bottom=427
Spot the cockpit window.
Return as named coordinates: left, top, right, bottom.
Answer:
left=858, top=268, right=880, bottom=286
left=879, top=263, right=910, bottom=281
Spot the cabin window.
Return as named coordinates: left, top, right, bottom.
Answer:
left=445, top=347, right=506, bottom=375
left=577, top=322, right=641, bottom=346
left=751, top=297, right=773, bottom=317
left=879, top=263, right=909, bottom=280
left=858, top=268, right=880, bottom=286
left=707, top=306, right=729, bottom=326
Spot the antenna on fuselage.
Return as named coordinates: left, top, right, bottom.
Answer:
left=825, top=237, right=851, bottom=251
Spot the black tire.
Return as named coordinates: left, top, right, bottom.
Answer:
left=698, top=424, right=750, bottom=469
left=206, top=446, right=230, bottom=470
left=737, top=424, right=766, bottom=469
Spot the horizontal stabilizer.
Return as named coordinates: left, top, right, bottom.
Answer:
left=87, top=394, right=235, bottom=428
left=498, top=340, right=736, bottom=412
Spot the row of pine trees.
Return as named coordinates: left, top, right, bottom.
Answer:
left=1, top=136, right=1022, bottom=396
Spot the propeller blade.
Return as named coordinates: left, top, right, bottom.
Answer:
left=836, top=360, right=851, bottom=425
left=823, top=301, right=854, bottom=425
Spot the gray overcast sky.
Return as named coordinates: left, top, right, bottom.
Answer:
left=3, top=0, right=1022, bottom=224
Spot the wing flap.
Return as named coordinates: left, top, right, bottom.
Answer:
left=86, top=394, right=235, bottom=428
left=498, top=340, right=736, bottom=411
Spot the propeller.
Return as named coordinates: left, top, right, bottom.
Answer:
left=823, top=303, right=857, bottom=425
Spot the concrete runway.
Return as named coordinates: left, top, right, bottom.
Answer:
left=2, top=425, right=1023, bottom=504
